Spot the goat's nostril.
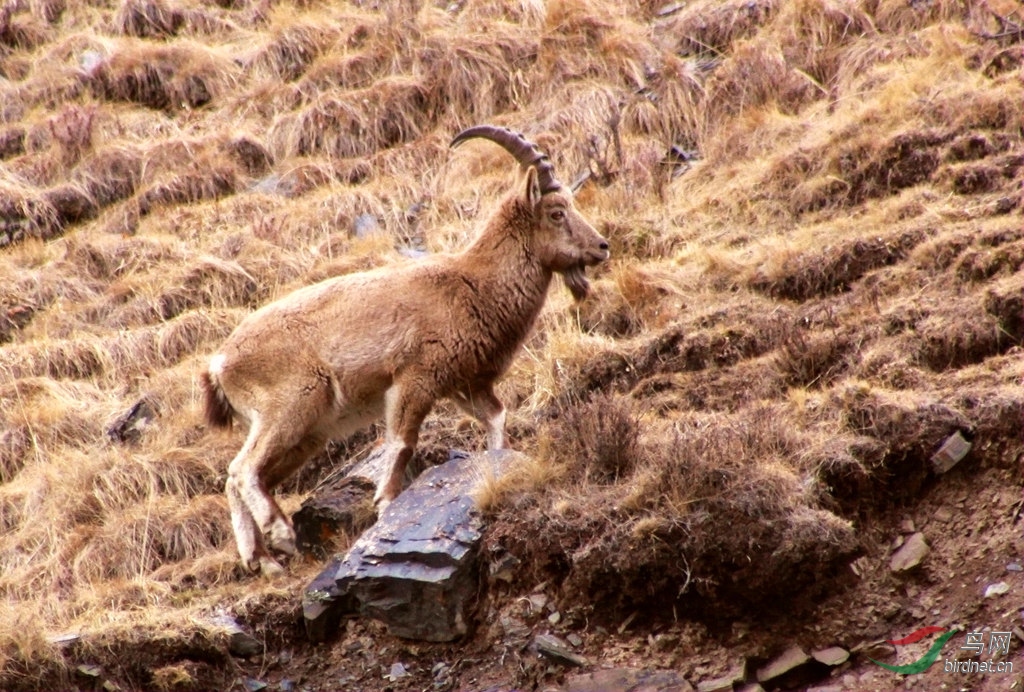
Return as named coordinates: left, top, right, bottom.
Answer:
left=599, top=241, right=610, bottom=251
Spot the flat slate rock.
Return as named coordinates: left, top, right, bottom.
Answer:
left=565, top=668, right=694, bottom=692
left=304, top=449, right=518, bottom=642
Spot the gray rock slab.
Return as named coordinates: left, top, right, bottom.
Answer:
left=565, top=668, right=693, bottom=692
left=303, top=449, right=517, bottom=642
left=292, top=475, right=375, bottom=559
left=756, top=645, right=810, bottom=683
left=811, top=646, right=849, bottom=666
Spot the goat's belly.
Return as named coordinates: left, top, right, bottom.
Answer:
left=316, top=398, right=383, bottom=440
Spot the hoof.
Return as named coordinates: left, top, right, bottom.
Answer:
left=258, top=556, right=286, bottom=578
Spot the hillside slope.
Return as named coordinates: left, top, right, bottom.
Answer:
left=1, top=0, right=1021, bottom=690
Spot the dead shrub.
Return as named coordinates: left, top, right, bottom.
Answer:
left=750, top=230, right=925, bottom=301
left=554, top=393, right=641, bottom=483
left=299, top=49, right=388, bottom=94
left=251, top=20, right=340, bottom=81
left=0, top=5, right=51, bottom=50
left=488, top=409, right=854, bottom=618
left=656, top=0, right=779, bottom=56
left=42, top=183, right=97, bottom=227
left=0, top=126, right=26, bottom=159
left=220, top=136, right=273, bottom=176
left=837, top=384, right=970, bottom=498
left=704, top=37, right=812, bottom=126
left=983, top=274, right=1024, bottom=346
left=917, top=296, right=1011, bottom=372
left=775, top=325, right=852, bottom=387
left=269, top=77, right=432, bottom=159
left=623, top=54, right=705, bottom=146
left=775, top=0, right=876, bottom=90
left=74, top=145, right=144, bottom=206
left=0, top=186, right=60, bottom=245
left=417, top=29, right=536, bottom=123
left=137, top=161, right=239, bottom=216
left=90, top=42, right=234, bottom=111
left=955, top=242, right=1024, bottom=282
left=113, top=0, right=184, bottom=38
left=154, top=257, right=259, bottom=320
left=873, top=0, right=970, bottom=32
left=843, top=130, right=950, bottom=203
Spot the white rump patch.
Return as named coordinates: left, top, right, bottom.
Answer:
left=209, top=353, right=226, bottom=376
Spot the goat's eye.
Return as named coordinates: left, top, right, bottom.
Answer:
left=550, top=210, right=566, bottom=222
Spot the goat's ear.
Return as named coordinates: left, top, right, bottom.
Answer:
left=524, top=166, right=542, bottom=209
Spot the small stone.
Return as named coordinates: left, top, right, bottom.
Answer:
left=527, top=593, right=548, bottom=615
left=242, top=679, right=267, bottom=692
left=697, top=675, right=735, bottom=692
left=697, top=660, right=746, bottom=692
left=387, top=663, right=409, bottom=681
left=890, top=533, right=929, bottom=572
left=933, top=507, right=953, bottom=523
left=567, top=633, right=583, bottom=647
left=534, top=633, right=590, bottom=667
left=656, top=2, right=686, bottom=17
left=353, top=213, right=381, bottom=238
left=102, top=681, right=121, bottom=692
left=811, top=646, right=849, bottom=666
left=1006, top=562, right=1022, bottom=572
left=652, top=632, right=680, bottom=652
left=209, top=615, right=264, bottom=658
left=931, top=431, right=971, bottom=473
left=278, top=680, right=295, bottom=692
left=984, top=582, right=1010, bottom=598
left=499, top=615, right=531, bottom=641
left=756, top=645, right=811, bottom=683
left=77, top=665, right=101, bottom=678
left=47, top=632, right=81, bottom=647
left=1012, top=627, right=1024, bottom=642
left=899, top=519, right=915, bottom=533
left=489, top=553, right=519, bottom=582
left=548, top=611, right=562, bottom=625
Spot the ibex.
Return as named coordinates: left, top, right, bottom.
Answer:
left=201, top=126, right=610, bottom=575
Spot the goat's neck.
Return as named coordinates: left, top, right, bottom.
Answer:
left=458, top=202, right=553, bottom=334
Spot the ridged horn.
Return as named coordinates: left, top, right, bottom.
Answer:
left=450, top=125, right=561, bottom=193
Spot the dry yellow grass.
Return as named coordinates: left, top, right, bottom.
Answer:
left=0, top=0, right=1022, bottom=687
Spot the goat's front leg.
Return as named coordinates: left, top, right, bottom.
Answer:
left=453, top=385, right=505, bottom=450
left=374, top=380, right=434, bottom=513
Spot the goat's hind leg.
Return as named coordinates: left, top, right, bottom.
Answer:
left=226, top=423, right=285, bottom=576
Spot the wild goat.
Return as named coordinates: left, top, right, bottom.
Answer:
left=201, top=126, right=610, bottom=575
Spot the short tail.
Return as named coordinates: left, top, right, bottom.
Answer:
left=201, top=369, right=234, bottom=428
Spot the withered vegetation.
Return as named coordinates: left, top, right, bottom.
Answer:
left=0, top=0, right=1022, bottom=688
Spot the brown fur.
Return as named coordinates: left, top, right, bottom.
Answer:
left=200, top=370, right=233, bottom=428
left=205, top=163, right=609, bottom=575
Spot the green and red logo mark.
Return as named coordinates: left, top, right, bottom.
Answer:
left=868, top=626, right=958, bottom=674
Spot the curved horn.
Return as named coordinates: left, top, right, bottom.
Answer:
left=450, top=125, right=561, bottom=193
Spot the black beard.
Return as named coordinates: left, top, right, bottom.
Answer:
left=561, top=264, right=590, bottom=301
